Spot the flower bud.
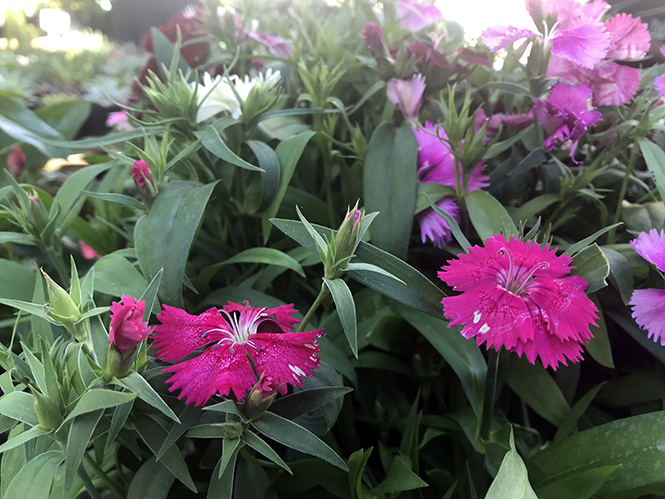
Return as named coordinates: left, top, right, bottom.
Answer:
left=31, top=386, right=63, bottom=431
left=334, top=203, right=363, bottom=263
left=132, top=160, right=153, bottom=191
left=28, top=194, right=49, bottom=236
left=42, top=269, right=81, bottom=323
left=6, top=146, right=26, bottom=179
left=109, top=295, right=153, bottom=353
left=106, top=343, right=136, bottom=379
left=240, top=375, right=281, bottom=420
left=363, top=23, right=387, bottom=56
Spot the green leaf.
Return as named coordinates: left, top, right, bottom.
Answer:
left=565, top=223, right=622, bottom=257
left=0, top=232, right=35, bottom=245
left=466, top=190, right=518, bottom=241
left=425, top=194, right=471, bottom=251
left=554, top=382, right=606, bottom=444
left=157, top=404, right=202, bottom=459
left=373, top=455, right=428, bottom=495
left=399, top=305, right=486, bottom=416
left=343, top=262, right=405, bottom=284
left=63, top=390, right=136, bottom=424
left=363, top=122, right=418, bottom=258
left=262, top=131, right=316, bottom=242
left=602, top=247, right=634, bottom=305
left=35, top=99, right=91, bottom=140
left=485, top=428, right=538, bottom=499
left=511, top=193, right=559, bottom=224
left=40, top=126, right=167, bottom=150
left=82, top=191, right=144, bottom=210
left=0, top=425, right=46, bottom=455
left=126, top=457, right=175, bottom=499
left=505, top=356, right=569, bottom=427
left=271, top=219, right=445, bottom=318
left=64, top=409, right=103, bottom=491
left=150, top=27, right=191, bottom=78
left=105, top=400, right=134, bottom=454
left=639, top=138, right=665, bottom=202
left=134, top=416, right=197, bottom=492
left=251, top=411, right=348, bottom=470
left=135, top=180, right=218, bottom=307
left=89, top=315, right=109, bottom=369
left=219, top=437, right=241, bottom=479
left=0, top=96, right=67, bottom=157
left=269, top=386, right=353, bottom=421
left=3, top=450, right=64, bottom=499
left=323, top=278, right=358, bottom=357
left=246, top=140, right=280, bottom=211
left=0, top=260, right=34, bottom=301
left=348, top=448, right=372, bottom=499
left=139, top=268, right=163, bottom=321
left=529, top=411, right=665, bottom=495
left=483, top=127, right=530, bottom=159
left=535, top=466, right=621, bottom=499
left=570, top=244, right=610, bottom=294
left=198, top=247, right=305, bottom=289
left=585, top=295, right=614, bottom=369
left=196, top=125, right=263, bottom=172
left=208, top=444, right=238, bottom=499
left=0, top=391, right=38, bottom=426
left=295, top=205, right=328, bottom=260
left=93, top=254, right=149, bottom=299
left=113, top=371, right=179, bottom=423
left=243, top=430, right=292, bottom=474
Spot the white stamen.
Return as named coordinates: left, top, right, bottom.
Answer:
left=473, top=310, right=482, bottom=324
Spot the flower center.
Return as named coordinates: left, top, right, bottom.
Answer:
left=201, top=305, right=269, bottom=355
left=496, top=247, right=549, bottom=295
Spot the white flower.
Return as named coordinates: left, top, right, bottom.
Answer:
left=195, top=69, right=281, bottom=122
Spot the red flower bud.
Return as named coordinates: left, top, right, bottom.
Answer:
left=109, top=295, right=153, bottom=353
left=6, top=146, right=26, bottom=179
left=131, top=160, right=152, bottom=190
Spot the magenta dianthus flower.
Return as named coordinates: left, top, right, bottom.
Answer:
left=439, top=234, right=598, bottom=370
left=152, top=302, right=324, bottom=406
left=533, top=83, right=602, bottom=163
left=413, top=122, right=489, bottom=247
left=629, top=229, right=665, bottom=345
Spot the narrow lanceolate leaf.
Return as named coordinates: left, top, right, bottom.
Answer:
left=529, top=411, right=665, bottom=495
left=64, top=409, right=103, bottom=491
left=64, top=390, right=137, bottom=424
left=126, top=457, right=175, bottom=499
left=135, top=180, right=219, bottom=307
left=243, top=430, right=292, bottom=474
left=343, top=262, right=405, bottom=284
left=113, top=371, right=179, bottom=423
left=0, top=425, right=47, bottom=455
left=465, top=190, right=518, bottom=241
left=3, top=450, right=64, bottom=499
left=0, top=392, right=38, bottom=426
left=425, top=194, right=471, bottom=251
left=196, top=124, right=263, bottom=172
left=251, top=411, right=348, bottom=471
left=323, top=278, right=358, bottom=357
left=363, top=122, right=418, bottom=259
left=570, top=244, right=610, bottom=294
left=270, top=219, right=445, bottom=318
left=269, top=386, right=353, bottom=421
left=639, top=138, right=665, bottom=202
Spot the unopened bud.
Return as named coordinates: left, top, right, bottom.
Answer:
left=106, top=343, right=136, bottom=379
left=334, top=203, right=363, bottom=263
left=240, top=375, right=280, bottom=420
left=31, top=386, right=63, bottom=431
left=132, top=160, right=153, bottom=191
left=6, top=147, right=26, bottom=179
left=363, top=23, right=387, bottom=56
left=28, top=194, right=49, bottom=236
left=42, top=269, right=81, bottom=323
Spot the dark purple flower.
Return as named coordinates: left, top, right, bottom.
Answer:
left=534, top=83, right=602, bottom=163
left=363, top=23, right=387, bottom=55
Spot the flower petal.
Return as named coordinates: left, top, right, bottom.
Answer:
left=656, top=74, right=665, bottom=98
left=481, top=25, right=537, bottom=52
left=605, top=13, right=650, bottom=60
left=551, top=23, right=610, bottom=69
left=589, top=61, right=641, bottom=106
left=152, top=306, right=225, bottom=361
left=630, top=228, right=665, bottom=271
left=163, top=345, right=256, bottom=405
left=416, top=197, right=459, bottom=248
left=630, top=288, right=665, bottom=345
left=442, top=285, right=534, bottom=350
left=387, top=74, right=426, bottom=122
left=222, top=302, right=300, bottom=332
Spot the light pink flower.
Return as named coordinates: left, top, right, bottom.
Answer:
left=656, top=47, right=665, bottom=98
left=534, top=83, right=602, bottom=163
left=387, top=74, right=426, bottom=122
left=106, top=111, right=133, bottom=131
left=629, top=230, right=665, bottom=345
left=110, top=296, right=154, bottom=353
left=6, top=146, right=26, bottom=179
left=152, top=302, right=324, bottom=406
left=439, top=234, right=598, bottom=369
left=604, top=13, right=650, bottom=60
left=80, top=241, right=101, bottom=261
left=396, top=0, right=443, bottom=32
left=413, top=122, right=489, bottom=247
left=132, top=160, right=152, bottom=190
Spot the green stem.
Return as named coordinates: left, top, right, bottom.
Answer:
left=77, top=465, right=104, bottom=499
left=296, top=283, right=329, bottom=332
left=83, top=453, right=125, bottom=499
left=479, top=348, right=500, bottom=442
left=608, top=140, right=639, bottom=245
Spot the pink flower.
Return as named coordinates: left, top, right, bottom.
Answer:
left=387, top=74, right=426, bottom=122
left=413, top=122, right=489, bottom=247
left=604, top=13, right=650, bottom=60
left=655, top=47, right=665, bottom=98
left=246, top=32, right=293, bottom=58
left=629, top=229, right=665, bottom=345
left=439, top=234, right=598, bottom=370
left=151, top=302, right=324, bottom=406
left=132, top=160, right=152, bottom=190
left=363, top=23, right=387, bottom=55
left=396, top=0, right=443, bottom=32
left=533, top=83, right=602, bottom=163
left=80, top=241, right=101, bottom=260
left=6, top=146, right=26, bottom=179
left=106, top=111, right=133, bottom=131
left=110, top=296, right=154, bottom=353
